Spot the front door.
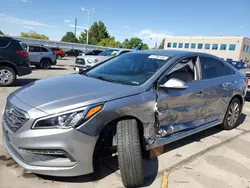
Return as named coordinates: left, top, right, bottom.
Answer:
left=156, top=56, right=208, bottom=136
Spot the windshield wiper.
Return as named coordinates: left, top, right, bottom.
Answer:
left=91, top=75, right=120, bottom=83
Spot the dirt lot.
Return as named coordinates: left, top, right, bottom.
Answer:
left=1, top=58, right=250, bottom=188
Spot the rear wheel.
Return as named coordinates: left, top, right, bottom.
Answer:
left=56, top=55, right=62, bottom=60
left=221, top=98, right=242, bottom=130
left=0, top=66, right=16, bottom=86
left=40, top=59, right=52, bottom=69
left=117, top=119, right=144, bottom=187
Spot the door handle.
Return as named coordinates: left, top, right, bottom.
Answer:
left=222, top=82, right=232, bottom=87
left=196, top=90, right=203, bottom=96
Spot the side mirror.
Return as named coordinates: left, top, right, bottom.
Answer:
left=159, top=78, right=188, bottom=90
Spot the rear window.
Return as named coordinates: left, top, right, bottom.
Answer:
left=0, top=38, right=10, bottom=48
left=28, top=46, right=40, bottom=52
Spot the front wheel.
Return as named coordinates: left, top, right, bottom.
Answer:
left=0, top=66, right=16, bottom=86
left=221, top=98, right=242, bottom=130
left=117, top=119, right=144, bottom=187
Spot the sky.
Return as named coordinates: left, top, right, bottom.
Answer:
left=0, top=0, right=249, bottom=47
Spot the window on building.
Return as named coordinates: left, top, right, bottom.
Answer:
left=212, top=44, right=218, bottom=50
left=178, top=43, right=183, bottom=48
left=197, top=43, right=203, bottom=49
left=246, top=45, right=250, bottom=53
left=173, top=43, right=177, bottom=48
left=167, top=42, right=171, bottom=48
left=220, top=44, right=227, bottom=50
left=229, top=44, right=236, bottom=51
left=200, top=57, right=235, bottom=79
left=243, top=45, right=247, bottom=52
left=184, top=43, right=189, bottom=48
left=205, top=43, right=210, bottom=49
left=191, top=43, right=196, bottom=49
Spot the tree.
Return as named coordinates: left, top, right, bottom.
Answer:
left=21, top=32, right=49, bottom=40
left=120, top=37, right=149, bottom=50
left=97, top=37, right=120, bottom=47
left=158, top=38, right=165, bottom=49
left=79, top=21, right=110, bottom=45
left=0, top=30, right=3, bottom=35
left=61, top=32, right=78, bottom=43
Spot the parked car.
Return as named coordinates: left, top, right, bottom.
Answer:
left=227, top=61, right=250, bottom=91
left=2, top=50, right=247, bottom=187
left=26, top=44, right=57, bottom=69
left=79, top=49, right=103, bottom=56
left=50, top=47, right=65, bottom=60
left=65, top=49, right=83, bottom=57
left=0, top=36, right=31, bottom=86
left=74, top=48, right=133, bottom=72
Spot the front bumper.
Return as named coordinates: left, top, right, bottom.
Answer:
left=2, top=119, right=98, bottom=177
left=74, top=64, right=91, bottom=73
left=18, top=66, right=32, bottom=76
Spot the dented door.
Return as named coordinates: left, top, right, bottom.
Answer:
left=156, top=80, right=209, bottom=136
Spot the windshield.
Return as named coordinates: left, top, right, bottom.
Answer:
left=85, top=53, right=170, bottom=85
left=98, top=49, right=117, bottom=56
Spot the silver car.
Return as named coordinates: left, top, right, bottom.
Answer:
left=26, top=44, right=57, bottom=69
left=74, top=48, right=133, bottom=72
left=2, top=50, right=247, bottom=187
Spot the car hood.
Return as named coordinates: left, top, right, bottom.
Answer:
left=12, top=74, right=142, bottom=114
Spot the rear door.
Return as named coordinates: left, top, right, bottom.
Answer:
left=198, top=56, right=236, bottom=124
left=28, top=46, right=41, bottom=62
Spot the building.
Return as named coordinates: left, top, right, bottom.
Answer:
left=163, top=36, right=250, bottom=62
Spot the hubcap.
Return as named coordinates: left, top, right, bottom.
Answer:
left=228, top=102, right=240, bottom=127
left=0, top=69, right=13, bottom=84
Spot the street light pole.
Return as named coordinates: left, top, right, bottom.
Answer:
left=81, top=7, right=96, bottom=45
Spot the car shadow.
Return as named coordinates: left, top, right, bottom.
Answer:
left=36, top=114, right=248, bottom=186
left=13, top=78, right=38, bottom=87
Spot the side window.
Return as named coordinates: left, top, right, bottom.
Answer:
left=200, top=57, right=235, bottom=79
left=41, top=47, right=49, bottom=52
left=28, top=46, right=40, bottom=52
left=0, top=39, right=10, bottom=48
left=159, top=57, right=198, bottom=85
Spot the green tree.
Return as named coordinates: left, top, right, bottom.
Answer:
left=121, top=37, right=149, bottom=50
left=0, top=30, right=3, bottom=35
left=21, top=32, right=49, bottom=40
left=158, top=38, right=165, bottom=49
left=79, top=21, right=110, bottom=45
left=61, top=32, right=78, bottom=43
left=97, top=37, right=120, bottom=47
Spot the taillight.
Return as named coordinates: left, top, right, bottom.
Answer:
left=16, top=50, right=29, bottom=56
left=245, top=77, right=248, bottom=85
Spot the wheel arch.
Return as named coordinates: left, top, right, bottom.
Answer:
left=0, top=60, right=18, bottom=75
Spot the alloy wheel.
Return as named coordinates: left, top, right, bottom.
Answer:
left=227, top=102, right=240, bottom=127
left=0, top=69, right=13, bottom=85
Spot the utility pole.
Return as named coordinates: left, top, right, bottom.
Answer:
left=74, top=18, right=77, bottom=37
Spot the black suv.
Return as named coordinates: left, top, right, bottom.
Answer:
left=0, top=36, right=32, bottom=86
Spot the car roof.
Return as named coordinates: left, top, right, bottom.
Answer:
left=135, top=50, right=213, bottom=57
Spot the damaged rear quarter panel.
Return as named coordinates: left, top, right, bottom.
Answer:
left=77, top=89, right=158, bottom=146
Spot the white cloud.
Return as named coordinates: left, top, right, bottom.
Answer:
left=21, top=0, right=32, bottom=2
left=24, top=26, right=35, bottom=30
left=0, top=13, right=6, bottom=16
left=64, top=20, right=71, bottom=23
left=137, top=29, right=172, bottom=40
left=68, top=24, right=85, bottom=29
left=123, top=25, right=131, bottom=29
left=0, top=13, right=55, bottom=28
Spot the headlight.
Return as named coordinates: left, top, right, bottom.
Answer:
left=32, top=104, right=103, bottom=129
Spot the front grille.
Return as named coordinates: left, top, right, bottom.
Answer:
left=3, top=103, right=28, bottom=132
left=75, top=58, right=85, bottom=65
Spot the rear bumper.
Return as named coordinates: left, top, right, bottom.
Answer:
left=18, top=66, right=32, bottom=76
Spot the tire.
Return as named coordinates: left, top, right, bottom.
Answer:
left=221, top=98, right=242, bottom=130
left=117, top=119, right=144, bottom=187
left=40, top=59, right=52, bottom=69
left=0, top=66, right=16, bottom=86
left=56, top=55, right=62, bottom=60
left=35, top=65, right=41, bottom=69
